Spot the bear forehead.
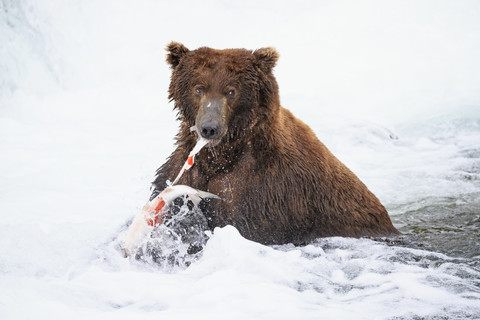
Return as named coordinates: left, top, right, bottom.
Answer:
left=186, top=47, right=255, bottom=73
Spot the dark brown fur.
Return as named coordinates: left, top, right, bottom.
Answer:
left=153, top=42, right=400, bottom=245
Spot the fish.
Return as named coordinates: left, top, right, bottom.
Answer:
left=171, top=137, right=209, bottom=185
left=121, top=185, right=220, bottom=257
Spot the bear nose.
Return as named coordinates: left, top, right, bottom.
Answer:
left=200, top=122, right=219, bottom=140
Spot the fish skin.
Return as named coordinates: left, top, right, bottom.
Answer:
left=172, top=138, right=209, bottom=185
left=121, top=185, right=220, bottom=257
left=160, top=185, right=220, bottom=206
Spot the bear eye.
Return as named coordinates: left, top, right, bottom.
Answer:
left=226, top=89, right=235, bottom=98
left=194, top=86, right=204, bottom=97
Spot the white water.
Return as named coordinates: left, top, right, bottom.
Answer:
left=1, top=1, right=480, bottom=319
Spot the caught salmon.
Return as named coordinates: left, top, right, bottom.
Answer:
left=171, top=137, right=209, bottom=185
left=121, top=137, right=219, bottom=257
left=121, top=185, right=219, bottom=256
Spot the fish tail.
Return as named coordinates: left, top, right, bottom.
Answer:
left=188, top=190, right=221, bottom=206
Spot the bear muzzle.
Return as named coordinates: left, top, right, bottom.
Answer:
left=195, top=98, right=227, bottom=145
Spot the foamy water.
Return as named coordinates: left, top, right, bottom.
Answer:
left=1, top=1, right=479, bottom=319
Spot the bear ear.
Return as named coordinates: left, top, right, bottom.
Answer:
left=253, top=47, right=279, bottom=73
left=166, top=42, right=190, bottom=68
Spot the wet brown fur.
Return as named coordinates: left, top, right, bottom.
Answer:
left=153, top=42, right=400, bottom=245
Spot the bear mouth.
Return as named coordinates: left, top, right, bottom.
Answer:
left=205, top=138, right=221, bottom=147
left=191, top=125, right=223, bottom=147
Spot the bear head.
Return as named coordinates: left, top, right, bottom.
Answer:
left=165, top=42, right=280, bottom=148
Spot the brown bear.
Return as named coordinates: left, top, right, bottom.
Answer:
left=151, top=42, right=400, bottom=246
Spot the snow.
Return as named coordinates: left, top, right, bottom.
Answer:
left=1, top=0, right=480, bottom=319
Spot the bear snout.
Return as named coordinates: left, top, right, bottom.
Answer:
left=200, top=121, right=220, bottom=140
left=195, top=98, right=227, bottom=143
